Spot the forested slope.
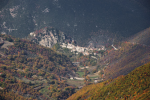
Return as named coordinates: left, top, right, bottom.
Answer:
left=0, top=34, right=77, bottom=100
left=67, top=62, right=150, bottom=100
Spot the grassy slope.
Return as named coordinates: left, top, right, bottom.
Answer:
left=128, top=27, right=150, bottom=45
left=99, top=42, right=150, bottom=80
left=67, top=62, right=150, bottom=100
left=99, top=27, right=150, bottom=80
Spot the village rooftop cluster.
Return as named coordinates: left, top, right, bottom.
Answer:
left=60, top=43, right=106, bottom=55
left=29, top=27, right=106, bottom=56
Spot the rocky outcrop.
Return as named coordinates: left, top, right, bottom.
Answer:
left=29, top=27, right=72, bottom=48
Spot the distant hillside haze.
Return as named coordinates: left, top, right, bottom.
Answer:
left=0, top=0, right=150, bottom=46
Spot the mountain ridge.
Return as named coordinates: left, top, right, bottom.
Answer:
left=1, top=0, right=150, bottom=46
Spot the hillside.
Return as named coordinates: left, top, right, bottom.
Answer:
left=67, top=62, right=150, bottom=100
left=98, top=42, right=150, bottom=80
left=1, top=0, right=150, bottom=46
left=0, top=34, right=77, bottom=100
left=128, top=27, right=150, bottom=45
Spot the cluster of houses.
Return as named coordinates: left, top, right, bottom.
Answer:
left=60, top=43, right=106, bottom=55
left=29, top=27, right=106, bottom=56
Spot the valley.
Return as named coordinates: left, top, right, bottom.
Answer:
left=0, top=33, right=117, bottom=99
left=1, top=25, right=150, bottom=100
left=0, top=0, right=150, bottom=99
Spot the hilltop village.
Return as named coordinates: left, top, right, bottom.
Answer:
left=28, top=27, right=108, bottom=86
left=29, top=27, right=106, bottom=56
left=60, top=43, right=106, bottom=55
